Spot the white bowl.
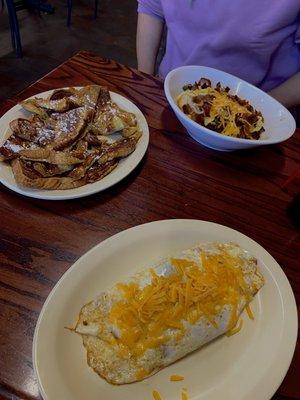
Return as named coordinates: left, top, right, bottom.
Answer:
left=164, top=66, right=296, bottom=151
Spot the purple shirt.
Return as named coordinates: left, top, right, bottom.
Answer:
left=138, top=0, right=300, bottom=90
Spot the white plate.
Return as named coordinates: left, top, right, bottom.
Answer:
left=0, top=89, right=149, bottom=200
left=33, top=219, right=297, bottom=400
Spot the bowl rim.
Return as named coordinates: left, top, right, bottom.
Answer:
left=164, top=65, right=296, bottom=145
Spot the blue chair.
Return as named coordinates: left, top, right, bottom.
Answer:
left=5, top=0, right=23, bottom=57
left=5, top=0, right=54, bottom=58
left=67, top=0, right=99, bottom=27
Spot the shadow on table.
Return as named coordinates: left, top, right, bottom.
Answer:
left=159, top=105, right=287, bottom=175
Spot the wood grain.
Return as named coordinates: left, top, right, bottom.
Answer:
left=0, top=51, right=299, bottom=400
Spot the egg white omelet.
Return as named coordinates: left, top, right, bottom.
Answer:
left=73, top=242, right=264, bottom=384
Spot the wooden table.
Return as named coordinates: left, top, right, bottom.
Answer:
left=0, top=51, right=299, bottom=400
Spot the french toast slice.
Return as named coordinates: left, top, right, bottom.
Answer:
left=90, top=87, right=138, bottom=135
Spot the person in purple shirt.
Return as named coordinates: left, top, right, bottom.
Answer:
left=137, top=0, right=300, bottom=108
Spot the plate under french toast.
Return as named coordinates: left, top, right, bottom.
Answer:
left=0, top=88, right=149, bottom=200
left=33, top=219, right=297, bottom=400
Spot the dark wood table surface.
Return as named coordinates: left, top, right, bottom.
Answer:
left=0, top=51, right=299, bottom=400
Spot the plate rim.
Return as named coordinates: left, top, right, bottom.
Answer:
left=32, top=219, right=298, bottom=400
left=0, top=87, right=149, bottom=200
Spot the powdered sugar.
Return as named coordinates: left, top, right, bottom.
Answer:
left=3, top=142, right=23, bottom=152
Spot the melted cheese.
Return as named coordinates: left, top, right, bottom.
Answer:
left=136, top=368, right=148, bottom=380
left=177, top=87, right=263, bottom=138
left=108, top=248, right=254, bottom=357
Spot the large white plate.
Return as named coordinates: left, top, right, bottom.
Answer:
left=33, top=219, right=297, bottom=400
left=0, top=89, right=149, bottom=200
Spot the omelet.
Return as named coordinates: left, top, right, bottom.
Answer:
left=74, top=242, right=264, bottom=384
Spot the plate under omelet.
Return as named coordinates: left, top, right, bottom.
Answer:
left=73, top=242, right=264, bottom=384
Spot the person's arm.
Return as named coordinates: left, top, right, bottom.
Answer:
left=268, top=72, right=300, bottom=108
left=136, top=12, right=164, bottom=75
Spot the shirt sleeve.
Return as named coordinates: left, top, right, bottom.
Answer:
left=137, top=0, right=164, bottom=21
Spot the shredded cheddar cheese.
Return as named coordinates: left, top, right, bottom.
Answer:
left=226, top=318, right=244, bottom=337
left=177, top=86, right=264, bottom=138
left=181, top=389, right=189, bottom=400
left=152, top=390, right=163, bottom=400
left=170, top=375, right=184, bottom=382
left=206, top=89, right=252, bottom=136
left=245, top=303, right=254, bottom=320
left=109, top=247, right=253, bottom=357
